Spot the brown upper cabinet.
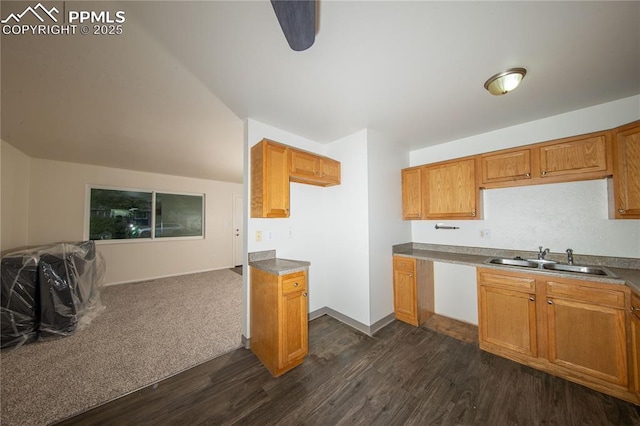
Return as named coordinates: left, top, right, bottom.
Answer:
left=402, top=157, right=480, bottom=220
left=403, top=121, right=637, bottom=220
left=424, top=157, right=480, bottom=219
left=289, top=148, right=341, bottom=186
left=610, top=120, right=640, bottom=219
left=401, top=166, right=425, bottom=219
left=251, top=140, right=290, bottom=218
left=251, top=139, right=341, bottom=218
left=480, top=131, right=612, bottom=189
left=480, top=148, right=532, bottom=185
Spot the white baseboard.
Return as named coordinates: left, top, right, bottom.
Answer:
left=104, top=266, right=235, bottom=286
left=308, top=307, right=395, bottom=337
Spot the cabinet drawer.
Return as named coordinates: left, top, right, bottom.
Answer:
left=478, top=269, right=535, bottom=292
left=282, top=273, right=307, bottom=295
left=546, top=281, right=625, bottom=308
left=393, top=257, right=416, bottom=272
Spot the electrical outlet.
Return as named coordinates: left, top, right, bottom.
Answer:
left=480, top=229, right=491, bottom=238
left=256, top=230, right=262, bottom=242
left=267, top=231, right=272, bottom=240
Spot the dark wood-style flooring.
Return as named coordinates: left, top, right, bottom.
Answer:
left=57, top=315, right=640, bottom=425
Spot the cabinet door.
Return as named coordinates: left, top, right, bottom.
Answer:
left=538, top=134, right=610, bottom=179
left=393, top=267, right=417, bottom=326
left=280, top=288, right=308, bottom=368
left=290, top=149, right=321, bottom=180
left=251, top=141, right=290, bottom=218
left=612, top=121, right=640, bottom=219
left=320, top=157, right=341, bottom=185
left=424, top=158, right=479, bottom=219
left=630, top=293, right=640, bottom=396
left=478, top=284, right=537, bottom=358
left=402, top=167, right=423, bottom=219
left=289, top=149, right=341, bottom=186
left=546, top=296, right=627, bottom=386
left=481, top=148, right=531, bottom=186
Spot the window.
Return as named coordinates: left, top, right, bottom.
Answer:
left=88, top=187, right=204, bottom=241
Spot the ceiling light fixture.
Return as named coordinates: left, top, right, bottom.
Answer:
left=484, top=67, right=527, bottom=96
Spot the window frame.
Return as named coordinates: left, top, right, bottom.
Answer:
left=84, top=185, right=206, bottom=244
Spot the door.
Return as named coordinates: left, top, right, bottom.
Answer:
left=546, top=296, right=627, bottom=386
left=402, top=167, right=423, bottom=219
left=538, top=135, right=609, bottom=178
left=280, top=274, right=308, bottom=368
left=478, top=284, right=537, bottom=358
left=613, top=121, right=640, bottom=218
left=424, top=158, right=478, bottom=219
left=232, top=195, right=244, bottom=267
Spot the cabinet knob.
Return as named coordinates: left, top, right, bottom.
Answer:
left=471, top=211, right=476, bottom=217
left=294, top=282, right=299, bottom=287
left=529, top=296, right=535, bottom=302
left=525, top=173, right=531, bottom=178
left=547, top=300, right=553, bottom=305
left=542, top=170, right=548, bottom=176
left=303, top=292, right=308, bottom=297
left=618, top=208, right=625, bottom=213
left=632, top=306, right=638, bottom=312
left=409, top=273, right=413, bottom=277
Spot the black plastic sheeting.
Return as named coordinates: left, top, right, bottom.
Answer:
left=1, top=241, right=105, bottom=349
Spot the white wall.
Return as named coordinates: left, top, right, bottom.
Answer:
left=366, top=131, right=412, bottom=324
left=411, top=96, right=640, bottom=258
left=1, top=141, right=31, bottom=254
left=26, top=158, right=242, bottom=284
left=433, top=262, right=478, bottom=325
left=324, top=130, right=372, bottom=325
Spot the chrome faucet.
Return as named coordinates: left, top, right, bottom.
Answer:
left=538, top=246, right=550, bottom=260
left=566, top=248, right=574, bottom=265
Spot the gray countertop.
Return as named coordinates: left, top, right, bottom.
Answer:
left=393, top=244, right=640, bottom=294
left=249, top=257, right=310, bottom=276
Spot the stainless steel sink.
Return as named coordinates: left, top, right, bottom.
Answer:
left=542, top=263, right=618, bottom=278
left=485, top=258, right=539, bottom=268
left=484, top=257, right=618, bottom=278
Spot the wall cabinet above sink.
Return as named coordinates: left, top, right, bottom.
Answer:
left=401, top=120, right=638, bottom=220
left=480, top=131, right=612, bottom=189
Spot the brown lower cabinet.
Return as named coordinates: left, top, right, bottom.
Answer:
left=250, top=267, right=308, bottom=377
left=477, top=267, right=638, bottom=404
left=392, top=256, right=434, bottom=326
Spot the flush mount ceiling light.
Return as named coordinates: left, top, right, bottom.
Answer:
left=484, top=67, right=527, bottom=96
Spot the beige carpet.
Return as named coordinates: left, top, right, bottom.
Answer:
left=0, top=269, right=243, bottom=426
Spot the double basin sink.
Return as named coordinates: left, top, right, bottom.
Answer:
left=485, top=257, right=618, bottom=278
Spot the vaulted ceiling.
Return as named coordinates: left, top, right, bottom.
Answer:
left=2, top=1, right=639, bottom=184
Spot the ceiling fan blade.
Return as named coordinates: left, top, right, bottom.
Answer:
left=270, top=0, right=316, bottom=51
